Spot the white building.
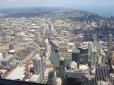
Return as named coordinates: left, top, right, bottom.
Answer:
left=45, top=39, right=51, bottom=57
left=0, top=53, right=3, bottom=61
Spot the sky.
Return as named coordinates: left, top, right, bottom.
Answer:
left=0, top=0, right=114, bottom=8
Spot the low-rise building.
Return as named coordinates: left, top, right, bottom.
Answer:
left=1, top=55, right=13, bottom=66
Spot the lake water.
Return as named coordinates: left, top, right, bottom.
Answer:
left=73, top=7, right=114, bottom=18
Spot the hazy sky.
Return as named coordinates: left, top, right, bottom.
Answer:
left=0, top=0, right=114, bottom=8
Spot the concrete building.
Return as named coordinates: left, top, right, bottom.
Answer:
left=69, top=61, right=77, bottom=69
left=110, top=74, right=114, bottom=85
left=60, top=57, right=65, bottom=77
left=88, top=42, right=93, bottom=54
left=32, top=54, right=44, bottom=82
left=101, top=53, right=106, bottom=64
left=91, top=49, right=98, bottom=68
left=68, top=42, right=75, bottom=53
left=64, top=69, right=88, bottom=85
left=45, top=39, right=51, bottom=57
left=1, top=55, right=13, bottom=66
left=107, top=34, right=112, bottom=51
left=93, top=34, right=99, bottom=48
left=35, top=32, right=41, bottom=43
left=98, top=56, right=103, bottom=65
left=97, top=53, right=106, bottom=65
left=95, top=65, right=110, bottom=82
left=32, top=55, right=41, bottom=75
left=29, top=75, right=40, bottom=83
left=111, top=52, right=114, bottom=64
left=72, top=49, right=80, bottom=62
left=6, top=65, right=26, bottom=80
left=48, top=71, right=57, bottom=85
left=48, top=23, right=54, bottom=38
left=9, top=44, right=14, bottom=50
left=0, top=53, right=3, bottom=62
left=78, top=47, right=88, bottom=63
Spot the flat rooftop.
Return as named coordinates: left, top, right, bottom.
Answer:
left=29, top=75, right=40, bottom=82
left=6, top=65, right=25, bottom=80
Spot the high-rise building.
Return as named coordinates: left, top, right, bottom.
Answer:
left=72, top=49, right=80, bottom=62
left=48, top=23, right=54, bottom=38
left=98, top=56, right=103, bottom=65
left=88, top=43, right=93, bottom=61
left=93, top=33, right=99, bottom=49
left=93, top=34, right=101, bottom=54
left=32, top=55, right=41, bottom=75
left=93, top=33, right=97, bottom=42
left=111, top=52, right=114, bottom=64
left=35, top=32, right=41, bottom=43
left=102, top=53, right=106, bottom=64
left=88, top=42, right=93, bottom=54
left=107, top=34, right=112, bottom=51
left=0, top=53, right=3, bottom=62
left=60, top=57, right=65, bottom=78
left=98, top=53, right=106, bottom=65
left=78, top=47, right=88, bottom=63
left=48, top=71, right=57, bottom=85
left=40, top=53, right=45, bottom=80
left=91, top=49, right=98, bottom=68
left=45, top=28, right=49, bottom=39
left=32, top=54, right=44, bottom=81
left=45, top=39, right=49, bottom=52
left=45, top=39, right=50, bottom=57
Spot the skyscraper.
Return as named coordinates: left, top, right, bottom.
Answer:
left=107, top=34, right=112, bottom=51
left=88, top=42, right=93, bottom=54
left=93, top=33, right=97, bottom=42
left=91, top=49, right=98, bottom=68
left=45, top=39, right=50, bottom=57
left=35, top=32, right=41, bottom=43
left=0, top=53, right=3, bottom=62
left=48, top=23, right=54, bottom=38
left=60, top=57, right=65, bottom=77
left=32, top=55, right=41, bottom=75
left=72, top=49, right=80, bottom=62
left=32, top=54, right=44, bottom=81
left=88, top=42, right=93, bottom=61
